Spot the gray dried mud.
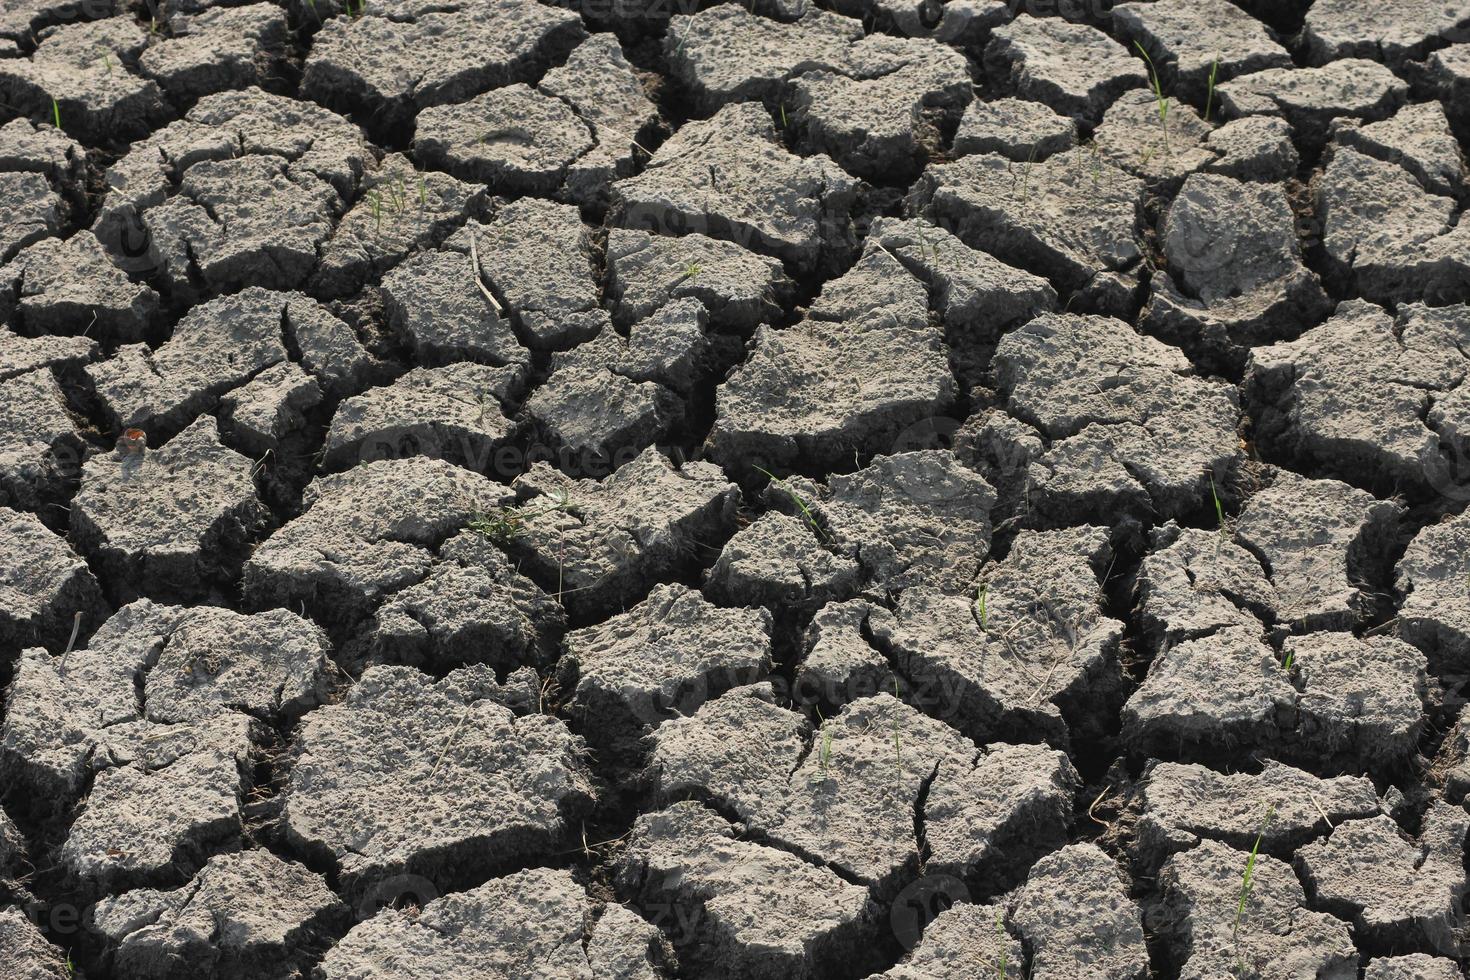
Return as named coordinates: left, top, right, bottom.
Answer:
left=1, top=2, right=1468, bottom=978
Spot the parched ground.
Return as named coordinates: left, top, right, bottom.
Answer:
left=1, top=0, right=1470, bottom=977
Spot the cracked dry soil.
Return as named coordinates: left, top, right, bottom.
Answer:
left=3, top=0, right=1470, bottom=977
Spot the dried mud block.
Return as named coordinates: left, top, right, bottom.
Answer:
left=983, top=16, right=1146, bottom=123
left=494, top=447, right=738, bottom=618
left=243, top=457, right=509, bottom=628
left=282, top=296, right=376, bottom=397
left=866, top=216, right=1056, bottom=356
left=0, top=807, right=27, bottom=897
left=0, top=20, right=167, bottom=144
left=792, top=600, right=896, bottom=712
left=790, top=36, right=971, bottom=181
left=1247, top=300, right=1470, bottom=493
left=1133, top=523, right=1277, bottom=652
left=952, top=97, right=1076, bottom=161
left=311, top=155, right=485, bottom=299
left=1201, top=116, right=1298, bottom=182
left=565, top=584, right=771, bottom=749
left=0, top=506, right=105, bottom=655
left=1123, top=625, right=1294, bottom=758
left=1397, top=509, right=1470, bottom=671
left=0, top=230, right=158, bottom=342
left=1091, top=89, right=1217, bottom=189
left=1286, top=632, right=1427, bottom=771
left=651, top=688, right=1075, bottom=895
left=380, top=249, right=525, bottom=368
left=0, top=366, right=84, bottom=510
left=0, top=116, right=84, bottom=184
left=86, top=288, right=290, bottom=438
left=0, top=171, right=62, bottom=263
left=300, top=0, right=584, bottom=130
left=606, top=228, right=793, bottom=334
left=363, top=529, right=564, bottom=674
left=1330, top=101, right=1467, bottom=198
left=320, top=867, right=668, bottom=980
left=910, top=149, right=1145, bottom=314
left=1233, top=469, right=1403, bottom=631
left=463, top=198, right=604, bottom=350
left=1111, top=0, right=1291, bottom=100
left=97, top=85, right=367, bottom=236
left=323, top=361, right=525, bottom=471
left=992, top=313, right=1241, bottom=524
left=0, top=328, right=93, bottom=381
left=663, top=5, right=864, bottom=112
left=98, top=84, right=367, bottom=206
left=709, top=246, right=955, bottom=473
left=61, top=711, right=260, bottom=894
left=94, top=88, right=371, bottom=299
left=144, top=154, right=341, bottom=295
left=138, top=4, right=288, bottom=101
left=1155, top=839, right=1357, bottom=978
left=828, top=0, right=1009, bottom=47
left=0, top=600, right=327, bottom=841
left=874, top=526, right=1124, bottom=744
left=538, top=34, right=661, bottom=206
left=618, top=298, right=713, bottom=397
left=282, top=665, right=594, bottom=896
left=1216, top=58, right=1407, bottom=149
left=1010, top=844, right=1149, bottom=980
left=122, top=601, right=338, bottom=726
left=525, top=324, right=688, bottom=470
left=70, top=417, right=267, bottom=602
left=1303, top=0, right=1470, bottom=65
left=219, top=360, right=322, bottom=457
left=0, top=906, right=69, bottom=980
left=1132, top=759, right=1380, bottom=873
left=613, top=102, right=860, bottom=276
left=1366, top=956, right=1464, bottom=980
left=703, top=511, right=861, bottom=614
left=93, top=850, right=346, bottom=980
left=1297, top=800, right=1470, bottom=951
left=616, top=800, right=878, bottom=978
left=1313, top=146, right=1470, bottom=306
left=1426, top=44, right=1470, bottom=126
left=872, top=902, right=1022, bottom=979
left=768, top=450, right=995, bottom=594
left=1143, top=172, right=1329, bottom=372
left=414, top=83, right=594, bottom=195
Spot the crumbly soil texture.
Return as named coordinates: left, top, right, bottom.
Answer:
left=4, top=0, right=1470, bottom=977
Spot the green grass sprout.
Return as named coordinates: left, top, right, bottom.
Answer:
left=1134, top=41, right=1171, bottom=155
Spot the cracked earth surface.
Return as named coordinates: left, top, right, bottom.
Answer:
left=2, top=0, right=1470, bottom=977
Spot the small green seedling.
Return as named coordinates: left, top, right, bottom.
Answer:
left=754, top=465, right=829, bottom=542
left=1233, top=804, right=1276, bottom=944
left=369, top=190, right=383, bottom=233
left=1209, top=473, right=1227, bottom=535
left=816, top=721, right=834, bottom=782
left=468, top=490, right=574, bottom=545
left=51, top=97, right=61, bottom=129
left=683, top=260, right=702, bottom=279
left=1282, top=649, right=1294, bottom=672
left=976, top=582, right=989, bottom=632
left=417, top=172, right=428, bottom=208
left=779, top=103, right=788, bottom=128
left=1134, top=41, right=1171, bottom=154
left=1204, top=55, right=1220, bottom=122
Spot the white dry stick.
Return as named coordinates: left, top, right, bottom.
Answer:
left=467, top=232, right=503, bottom=313
left=59, top=611, right=82, bottom=668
